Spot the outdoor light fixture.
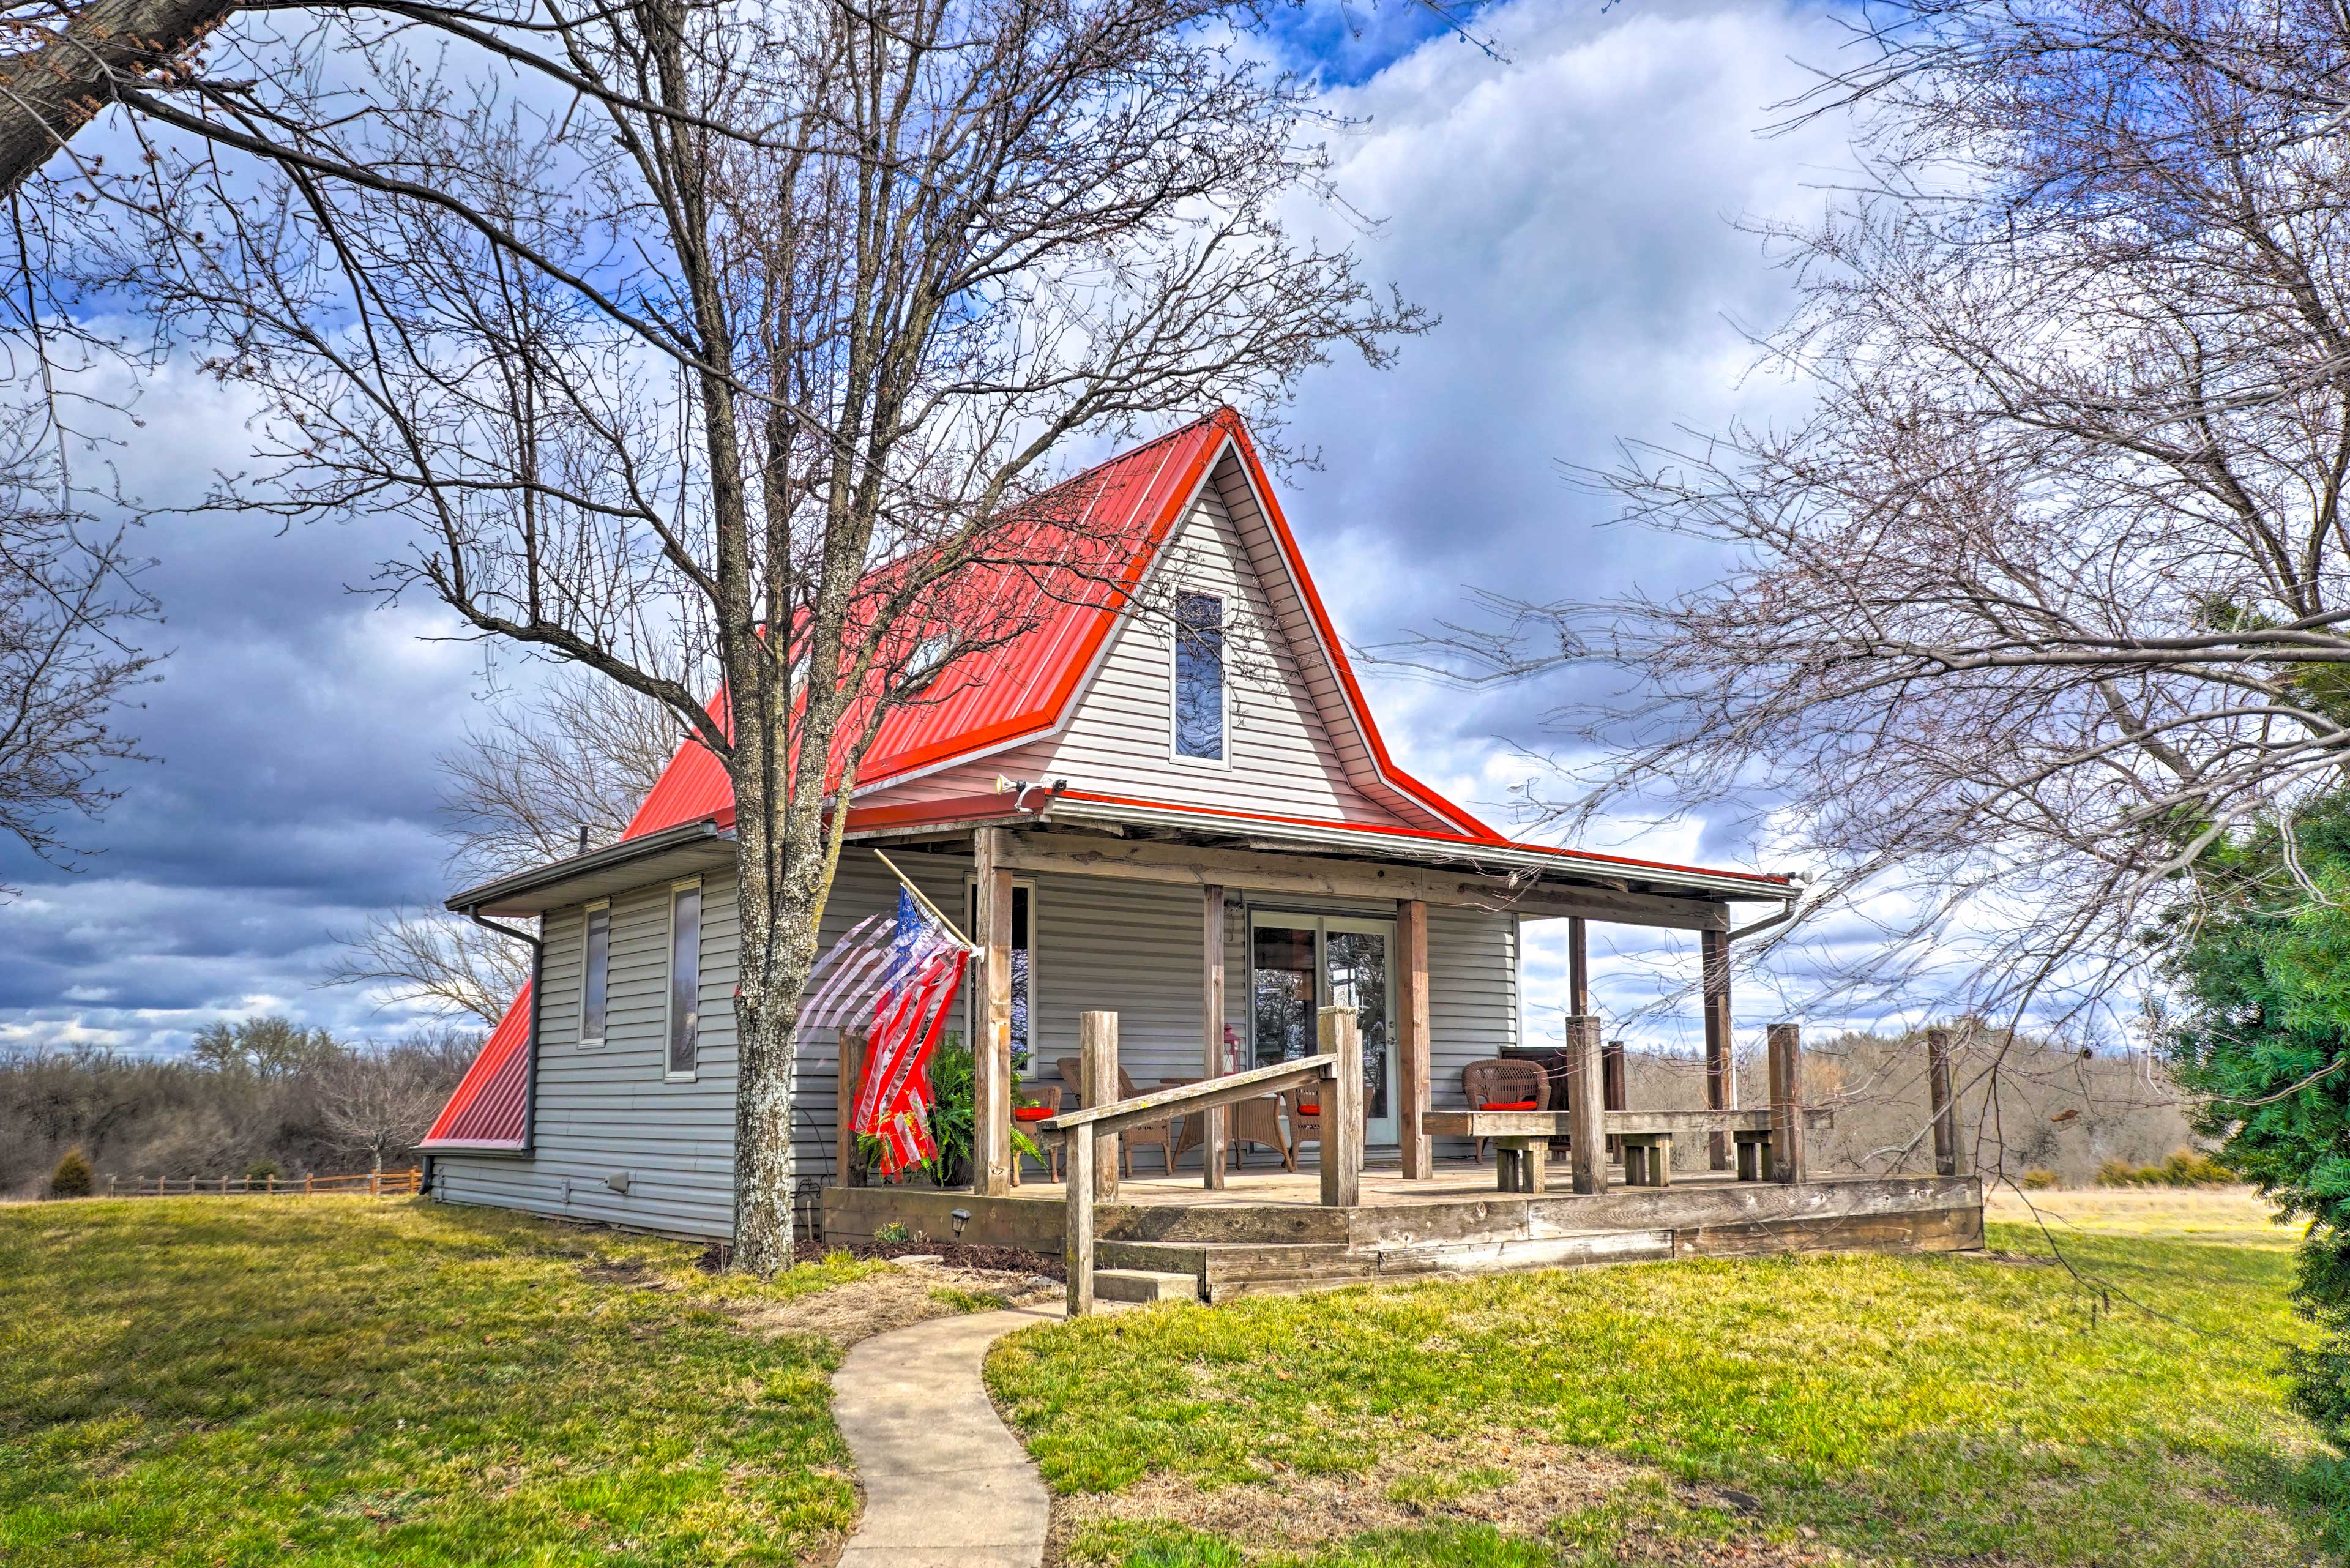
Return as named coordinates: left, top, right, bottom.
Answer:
left=950, top=1208, right=971, bottom=1238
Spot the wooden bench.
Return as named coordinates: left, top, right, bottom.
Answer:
left=1423, top=1108, right=1835, bottom=1193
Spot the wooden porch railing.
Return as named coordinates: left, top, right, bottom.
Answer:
left=1039, top=1006, right=1362, bottom=1315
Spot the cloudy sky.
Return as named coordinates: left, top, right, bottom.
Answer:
left=0, top=0, right=1857, bottom=1057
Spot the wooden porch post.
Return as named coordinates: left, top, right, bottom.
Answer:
left=1318, top=1006, right=1363, bottom=1207
left=835, top=1026, right=867, bottom=1188
left=1065, top=1127, right=1095, bottom=1317
left=1081, top=1010, right=1119, bottom=1201
left=1768, top=1022, right=1808, bottom=1184
left=972, top=827, right=1013, bottom=1197
left=1602, top=1036, right=1627, bottom=1159
left=1567, top=915, right=1592, bottom=1018
left=1927, top=1027, right=1963, bottom=1176
left=1567, top=1014, right=1607, bottom=1194
left=1397, top=898, right=1431, bottom=1179
left=1701, top=925, right=1732, bottom=1171
left=1201, top=884, right=1228, bottom=1190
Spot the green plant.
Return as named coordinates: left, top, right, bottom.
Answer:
left=874, top=1220, right=912, bottom=1244
left=48, top=1148, right=92, bottom=1198
left=913, top=1037, right=1039, bottom=1185
left=2096, top=1149, right=2236, bottom=1189
left=2021, top=1167, right=2060, bottom=1190
left=243, top=1159, right=280, bottom=1182
left=2163, top=788, right=2350, bottom=1449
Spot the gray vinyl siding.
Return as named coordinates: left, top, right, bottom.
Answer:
left=436, top=854, right=1526, bottom=1232
left=435, top=869, right=745, bottom=1240
left=1426, top=903, right=1521, bottom=1160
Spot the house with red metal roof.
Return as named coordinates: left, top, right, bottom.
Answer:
left=411, top=410, right=1977, bottom=1282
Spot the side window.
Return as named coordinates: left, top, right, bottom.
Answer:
left=580, top=905, right=610, bottom=1047
left=1173, top=591, right=1225, bottom=761
left=668, top=883, right=703, bottom=1078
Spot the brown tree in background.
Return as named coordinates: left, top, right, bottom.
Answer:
left=1402, top=0, right=2350, bottom=1039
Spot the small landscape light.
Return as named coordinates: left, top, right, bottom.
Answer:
left=950, top=1207, right=971, bottom=1239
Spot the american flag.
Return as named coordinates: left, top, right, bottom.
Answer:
left=803, top=887, right=971, bottom=1176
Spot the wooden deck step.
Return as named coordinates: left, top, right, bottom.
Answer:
left=1099, top=1238, right=1389, bottom=1301
left=1091, top=1268, right=1202, bottom=1304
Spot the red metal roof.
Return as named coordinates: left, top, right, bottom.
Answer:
left=418, top=980, right=532, bottom=1151
left=617, top=409, right=1499, bottom=844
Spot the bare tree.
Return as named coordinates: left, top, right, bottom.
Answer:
left=325, top=671, right=676, bottom=1025
left=316, top=1037, right=453, bottom=1172
left=0, top=392, right=154, bottom=892
left=64, top=0, right=1421, bottom=1271
left=1395, top=0, right=2350, bottom=1035
left=439, top=670, right=679, bottom=879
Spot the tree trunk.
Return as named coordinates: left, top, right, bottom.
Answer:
left=0, top=0, right=235, bottom=195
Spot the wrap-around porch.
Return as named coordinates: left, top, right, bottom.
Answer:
left=823, top=813, right=1985, bottom=1309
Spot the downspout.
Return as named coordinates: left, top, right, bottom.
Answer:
left=466, top=906, right=545, bottom=1158
left=1728, top=900, right=1802, bottom=944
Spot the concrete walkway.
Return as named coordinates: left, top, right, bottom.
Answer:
left=830, top=1297, right=1067, bottom=1568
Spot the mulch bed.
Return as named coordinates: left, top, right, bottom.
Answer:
left=821, top=1238, right=1067, bottom=1280
left=693, top=1237, right=1065, bottom=1280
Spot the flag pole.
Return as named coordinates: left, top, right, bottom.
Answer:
left=870, top=848, right=977, bottom=950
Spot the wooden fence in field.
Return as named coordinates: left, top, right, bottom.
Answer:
left=103, top=1168, right=425, bottom=1198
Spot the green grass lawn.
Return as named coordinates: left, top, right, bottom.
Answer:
left=0, top=1196, right=888, bottom=1566
left=988, top=1192, right=2350, bottom=1567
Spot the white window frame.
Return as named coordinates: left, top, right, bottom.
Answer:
left=965, top=875, right=1039, bottom=1064
left=1167, top=588, right=1233, bottom=770
left=664, top=877, right=704, bottom=1083
left=578, top=899, right=611, bottom=1049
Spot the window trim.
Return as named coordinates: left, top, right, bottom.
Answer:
left=1167, top=588, right=1233, bottom=770
left=578, top=899, right=611, bottom=1050
left=664, top=877, right=704, bottom=1083
left=964, top=875, right=1038, bottom=1067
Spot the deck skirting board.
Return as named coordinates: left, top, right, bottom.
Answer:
left=1379, top=1228, right=1676, bottom=1275
left=821, top=1173, right=1988, bottom=1290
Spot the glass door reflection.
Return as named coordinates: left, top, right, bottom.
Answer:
left=1247, top=912, right=1397, bottom=1146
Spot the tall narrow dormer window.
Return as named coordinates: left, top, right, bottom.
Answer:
left=1173, top=591, right=1225, bottom=761
left=668, top=882, right=703, bottom=1078
left=580, top=904, right=611, bottom=1048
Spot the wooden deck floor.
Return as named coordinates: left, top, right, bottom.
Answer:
left=1004, top=1156, right=1760, bottom=1208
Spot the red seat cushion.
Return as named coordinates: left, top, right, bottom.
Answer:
left=1012, top=1107, right=1054, bottom=1122
left=1480, top=1100, right=1539, bottom=1111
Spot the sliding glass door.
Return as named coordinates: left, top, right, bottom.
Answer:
left=1248, top=911, right=1397, bottom=1145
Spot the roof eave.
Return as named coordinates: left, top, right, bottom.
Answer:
left=446, top=818, right=737, bottom=919
left=1040, top=794, right=1797, bottom=902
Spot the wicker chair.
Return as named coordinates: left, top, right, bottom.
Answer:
left=1279, top=1083, right=1366, bottom=1168
left=1116, top=1068, right=1178, bottom=1176
left=1461, top=1059, right=1550, bottom=1162
left=1050, top=1055, right=1178, bottom=1176
left=1009, top=1083, right=1062, bottom=1187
